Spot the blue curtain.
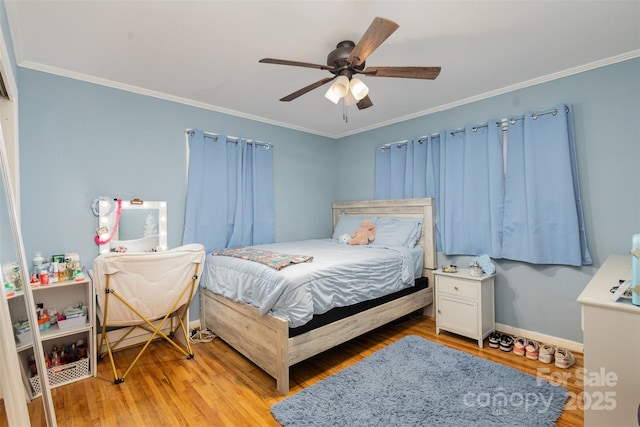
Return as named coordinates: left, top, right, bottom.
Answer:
left=374, top=104, right=591, bottom=266
left=440, top=123, right=504, bottom=257
left=502, top=105, right=592, bottom=266
left=182, top=130, right=275, bottom=252
left=375, top=134, right=442, bottom=244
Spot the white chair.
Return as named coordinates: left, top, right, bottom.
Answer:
left=92, top=244, right=205, bottom=383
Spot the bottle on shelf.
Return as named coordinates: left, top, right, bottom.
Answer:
left=52, top=262, right=59, bottom=283
left=57, top=262, right=64, bottom=283
left=76, top=339, right=86, bottom=358
left=59, top=343, right=67, bottom=365
left=68, top=343, right=77, bottom=363
left=33, top=251, right=43, bottom=278
left=39, top=269, right=49, bottom=285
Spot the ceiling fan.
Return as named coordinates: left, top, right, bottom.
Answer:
left=258, top=17, right=441, bottom=110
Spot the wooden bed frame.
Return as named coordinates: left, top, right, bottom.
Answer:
left=200, top=198, right=436, bottom=395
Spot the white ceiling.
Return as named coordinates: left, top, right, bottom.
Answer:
left=5, top=1, right=640, bottom=138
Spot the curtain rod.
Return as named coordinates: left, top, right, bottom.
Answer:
left=505, top=106, right=568, bottom=125
left=185, top=129, right=271, bottom=149
left=379, top=106, right=568, bottom=150
left=379, top=133, right=441, bottom=151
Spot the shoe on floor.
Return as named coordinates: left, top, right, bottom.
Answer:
left=525, top=340, right=539, bottom=360
left=488, top=332, right=501, bottom=349
left=555, top=348, right=576, bottom=369
left=499, top=335, right=514, bottom=352
left=539, top=344, right=555, bottom=364
left=513, top=337, right=527, bottom=356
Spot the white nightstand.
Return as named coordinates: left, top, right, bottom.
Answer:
left=434, top=268, right=495, bottom=348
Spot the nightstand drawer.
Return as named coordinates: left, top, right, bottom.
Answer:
left=437, top=276, right=478, bottom=299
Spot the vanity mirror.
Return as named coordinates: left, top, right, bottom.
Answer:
left=96, top=198, right=167, bottom=254
left=0, top=132, right=56, bottom=424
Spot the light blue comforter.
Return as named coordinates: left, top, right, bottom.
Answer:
left=200, top=239, right=422, bottom=327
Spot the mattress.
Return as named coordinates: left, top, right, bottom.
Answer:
left=289, top=276, right=429, bottom=337
left=200, top=239, right=424, bottom=327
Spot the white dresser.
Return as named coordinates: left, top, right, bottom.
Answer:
left=434, top=268, right=495, bottom=348
left=577, top=254, right=640, bottom=427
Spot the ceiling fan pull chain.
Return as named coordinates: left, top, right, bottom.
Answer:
left=343, top=98, right=348, bottom=123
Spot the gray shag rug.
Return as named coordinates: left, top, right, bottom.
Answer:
left=271, top=335, right=568, bottom=427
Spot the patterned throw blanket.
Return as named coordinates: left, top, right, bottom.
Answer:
left=212, top=247, right=313, bottom=271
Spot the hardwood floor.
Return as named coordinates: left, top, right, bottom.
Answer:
left=2, top=316, right=584, bottom=426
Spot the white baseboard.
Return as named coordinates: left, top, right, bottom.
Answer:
left=495, top=322, right=583, bottom=354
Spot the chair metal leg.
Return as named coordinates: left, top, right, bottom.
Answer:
left=98, top=264, right=202, bottom=383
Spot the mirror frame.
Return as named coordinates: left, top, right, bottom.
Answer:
left=98, top=199, right=167, bottom=254
left=0, top=25, right=57, bottom=426
left=0, top=126, right=57, bottom=425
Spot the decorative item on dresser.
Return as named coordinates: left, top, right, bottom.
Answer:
left=434, top=267, right=495, bottom=348
left=200, top=198, right=437, bottom=394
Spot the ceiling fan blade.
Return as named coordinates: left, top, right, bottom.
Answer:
left=356, top=95, right=373, bottom=110
left=280, top=77, right=336, bottom=102
left=259, top=58, right=335, bottom=71
left=362, top=66, right=441, bottom=80
left=347, top=17, right=399, bottom=68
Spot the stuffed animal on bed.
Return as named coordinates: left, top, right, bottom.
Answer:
left=348, top=220, right=377, bottom=245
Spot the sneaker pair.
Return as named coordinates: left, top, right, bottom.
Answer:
left=525, top=340, right=539, bottom=360
left=513, top=337, right=540, bottom=359
left=499, top=335, right=514, bottom=352
left=488, top=332, right=501, bottom=349
left=513, top=337, right=527, bottom=356
left=555, top=348, right=576, bottom=369
left=539, top=344, right=555, bottom=364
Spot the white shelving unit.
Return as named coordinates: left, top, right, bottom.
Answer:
left=7, top=278, right=96, bottom=398
left=434, top=268, right=495, bottom=348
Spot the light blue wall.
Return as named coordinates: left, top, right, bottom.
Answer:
left=336, top=58, right=640, bottom=343
left=17, top=69, right=337, bottom=320
left=15, top=58, right=640, bottom=342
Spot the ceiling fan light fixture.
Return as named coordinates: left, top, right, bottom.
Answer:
left=332, top=75, right=350, bottom=97
left=344, top=91, right=358, bottom=106
left=324, top=86, right=341, bottom=104
left=349, top=78, right=369, bottom=101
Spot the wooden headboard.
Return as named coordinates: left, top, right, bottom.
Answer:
left=331, top=198, right=436, bottom=278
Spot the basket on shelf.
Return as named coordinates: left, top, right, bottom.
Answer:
left=57, top=313, right=87, bottom=330
left=29, top=357, right=90, bottom=395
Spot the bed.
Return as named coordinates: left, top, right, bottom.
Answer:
left=200, top=198, right=436, bottom=395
